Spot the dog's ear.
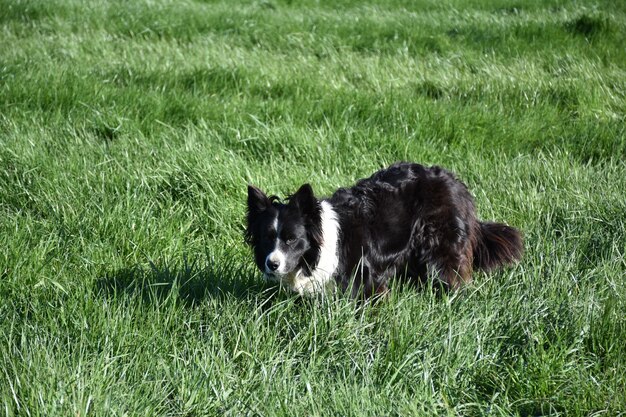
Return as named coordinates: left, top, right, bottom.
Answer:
left=289, top=183, right=316, bottom=210
left=290, top=183, right=323, bottom=251
left=247, top=185, right=270, bottom=213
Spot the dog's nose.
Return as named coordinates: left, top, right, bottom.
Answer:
left=266, top=259, right=280, bottom=271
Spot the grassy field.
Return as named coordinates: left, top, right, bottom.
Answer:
left=1, top=0, right=625, bottom=415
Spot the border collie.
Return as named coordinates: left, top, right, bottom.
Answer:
left=245, top=162, right=523, bottom=297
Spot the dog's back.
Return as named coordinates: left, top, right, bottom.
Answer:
left=328, top=162, right=522, bottom=295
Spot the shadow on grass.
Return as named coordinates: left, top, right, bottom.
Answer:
left=95, top=254, right=274, bottom=306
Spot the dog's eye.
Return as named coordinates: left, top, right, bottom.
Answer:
left=286, top=238, right=297, bottom=246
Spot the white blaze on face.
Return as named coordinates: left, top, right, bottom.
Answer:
left=265, top=215, right=287, bottom=275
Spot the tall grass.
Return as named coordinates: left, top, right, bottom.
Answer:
left=1, top=0, right=625, bottom=415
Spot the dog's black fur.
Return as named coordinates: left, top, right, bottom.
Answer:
left=246, top=162, right=523, bottom=297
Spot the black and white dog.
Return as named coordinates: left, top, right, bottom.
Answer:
left=246, top=162, right=522, bottom=297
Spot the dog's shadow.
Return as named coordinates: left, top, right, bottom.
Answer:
left=95, top=255, right=273, bottom=306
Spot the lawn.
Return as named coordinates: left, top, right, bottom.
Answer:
left=1, top=0, right=625, bottom=415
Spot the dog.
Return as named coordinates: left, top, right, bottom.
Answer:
left=245, top=162, right=523, bottom=297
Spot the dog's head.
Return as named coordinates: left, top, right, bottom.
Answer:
left=245, top=184, right=323, bottom=287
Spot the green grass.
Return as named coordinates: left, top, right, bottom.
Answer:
left=1, top=0, right=625, bottom=415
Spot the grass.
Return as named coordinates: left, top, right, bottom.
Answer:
left=1, top=0, right=625, bottom=415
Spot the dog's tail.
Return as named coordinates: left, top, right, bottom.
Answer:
left=473, top=222, right=523, bottom=271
